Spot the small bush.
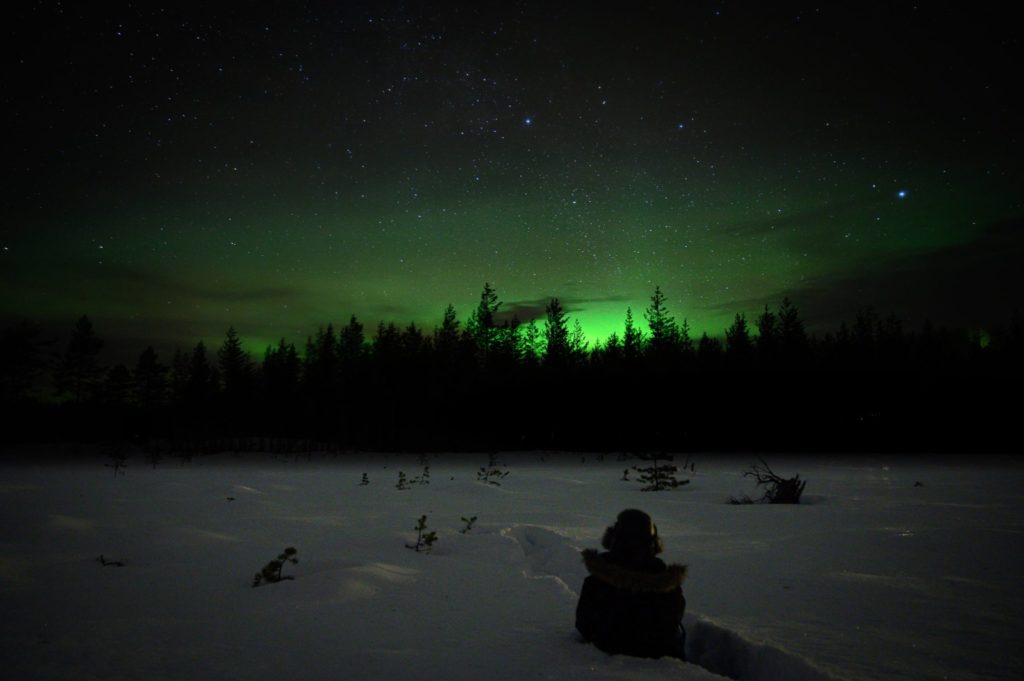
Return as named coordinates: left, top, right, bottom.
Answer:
left=477, top=453, right=510, bottom=486
left=406, top=515, right=438, bottom=553
left=252, top=547, right=299, bottom=586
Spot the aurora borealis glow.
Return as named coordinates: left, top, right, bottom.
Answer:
left=4, top=4, right=1021, bottom=360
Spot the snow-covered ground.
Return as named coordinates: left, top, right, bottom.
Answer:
left=1, top=453, right=1021, bottom=680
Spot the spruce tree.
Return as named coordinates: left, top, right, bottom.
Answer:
left=0, top=321, right=47, bottom=405
left=725, top=313, right=753, bottom=362
left=218, top=326, right=253, bottom=400
left=623, top=307, right=645, bottom=360
left=756, top=304, right=779, bottom=365
left=53, top=315, right=104, bottom=404
left=644, top=287, right=679, bottom=357
left=466, top=282, right=501, bottom=360
left=133, top=346, right=168, bottom=410
left=543, top=298, right=570, bottom=367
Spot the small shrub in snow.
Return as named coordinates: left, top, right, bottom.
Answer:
left=621, top=468, right=630, bottom=481
left=459, top=515, right=477, bottom=534
left=632, top=453, right=690, bottom=491
left=396, top=471, right=409, bottom=490
left=252, top=547, right=298, bottom=586
left=730, top=458, right=806, bottom=504
left=477, top=453, right=510, bottom=486
left=98, top=554, right=125, bottom=567
left=359, top=473, right=370, bottom=486
left=406, top=515, right=437, bottom=553
left=411, top=465, right=430, bottom=485
left=105, top=452, right=128, bottom=477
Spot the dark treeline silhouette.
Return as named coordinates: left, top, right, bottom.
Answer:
left=2, top=284, right=1022, bottom=455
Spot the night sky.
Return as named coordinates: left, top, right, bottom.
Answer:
left=5, top=3, right=1022, bottom=360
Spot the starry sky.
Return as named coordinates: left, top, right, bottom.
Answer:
left=4, top=3, right=1022, bottom=360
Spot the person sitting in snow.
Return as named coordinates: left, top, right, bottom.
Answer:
left=575, top=509, right=687, bottom=660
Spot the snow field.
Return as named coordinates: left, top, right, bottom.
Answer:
left=0, top=453, right=1021, bottom=680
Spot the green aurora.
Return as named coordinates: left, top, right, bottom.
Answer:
left=4, top=5, right=1021, bottom=361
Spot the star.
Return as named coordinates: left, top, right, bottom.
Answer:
left=897, top=190, right=908, bottom=199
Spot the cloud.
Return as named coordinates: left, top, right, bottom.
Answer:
left=498, top=292, right=633, bottom=323
left=711, top=217, right=1024, bottom=330
left=725, top=197, right=885, bottom=239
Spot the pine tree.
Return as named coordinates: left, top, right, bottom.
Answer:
left=543, top=298, right=570, bottom=367
left=185, top=341, right=217, bottom=407
left=755, top=304, right=779, bottom=365
left=696, top=332, right=723, bottom=368
left=338, top=315, right=366, bottom=365
left=252, top=547, right=299, bottom=586
left=631, top=453, right=688, bottom=491
left=623, top=307, right=645, bottom=360
left=725, top=313, right=753, bottom=362
left=520, top=319, right=541, bottom=365
left=405, top=515, right=438, bottom=553
left=644, top=286, right=678, bottom=357
left=0, top=321, right=48, bottom=405
left=101, top=364, right=133, bottom=407
left=466, top=283, right=501, bottom=361
left=262, top=339, right=300, bottom=401
left=569, top=319, right=588, bottom=362
left=53, top=315, right=104, bottom=404
left=778, top=298, right=808, bottom=362
left=218, top=326, right=254, bottom=400
left=133, top=346, right=168, bottom=410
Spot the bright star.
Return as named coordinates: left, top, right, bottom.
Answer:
left=523, top=116, right=533, bottom=126
left=897, top=190, right=908, bottom=199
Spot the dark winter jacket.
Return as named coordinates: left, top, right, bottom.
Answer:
left=575, top=549, right=687, bottom=658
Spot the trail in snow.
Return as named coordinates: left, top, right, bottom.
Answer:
left=504, top=525, right=842, bottom=681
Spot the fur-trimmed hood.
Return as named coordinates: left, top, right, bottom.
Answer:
left=581, top=549, right=687, bottom=593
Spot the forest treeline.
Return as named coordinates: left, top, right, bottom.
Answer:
left=2, top=284, right=1022, bottom=454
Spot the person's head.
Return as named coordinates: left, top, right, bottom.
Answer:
left=601, top=508, right=663, bottom=558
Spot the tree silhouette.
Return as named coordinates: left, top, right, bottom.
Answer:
left=466, top=282, right=501, bottom=362
left=644, top=286, right=678, bottom=358
left=339, top=315, right=366, bottom=362
left=133, top=346, right=168, bottom=410
left=778, top=298, right=808, bottom=363
left=53, top=315, right=103, bottom=404
left=623, top=307, right=645, bottom=360
left=543, top=297, right=570, bottom=367
left=218, top=326, right=254, bottom=401
left=0, top=321, right=49, bottom=405
left=725, top=313, right=753, bottom=363
left=101, top=364, right=133, bottom=408
left=755, top=304, right=779, bottom=365
left=185, top=341, right=217, bottom=407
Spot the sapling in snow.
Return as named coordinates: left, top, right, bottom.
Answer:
left=359, top=473, right=370, bottom=486
left=396, top=471, right=409, bottom=490
left=632, top=453, right=689, bottom=491
left=459, top=515, right=477, bottom=534
left=406, top=515, right=437, bottom=553
left=477, top=452, right=510, bottom=486
left=105, top=452, right=128, bottom=477
left=252, top=547, right=299, bottom=586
